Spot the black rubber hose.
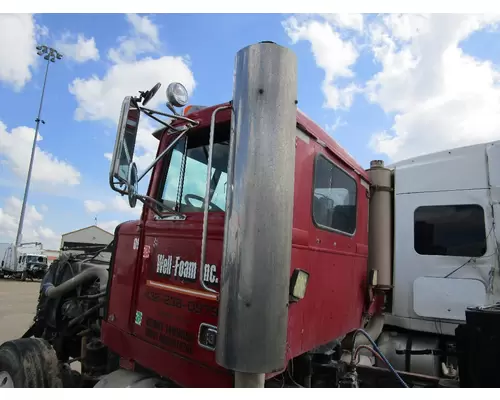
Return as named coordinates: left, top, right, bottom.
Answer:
left=68, top=302, right=105, bottom=328
left=42, top=265, right=108, bottom=299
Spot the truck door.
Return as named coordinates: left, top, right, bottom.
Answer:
left=393, top=189, right=493, bottom=325
left=306, top=147, right=367, bottom=345
left=486, top=142, right=500, bottom=254
left=130, top=121, right=230, bottom=368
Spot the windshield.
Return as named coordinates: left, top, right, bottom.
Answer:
left=27, top=255, right=47, bottom=264
left=159, top=123, right=230, bottom=213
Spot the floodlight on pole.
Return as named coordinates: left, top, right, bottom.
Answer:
left=14, top=45, right=63, bottom=254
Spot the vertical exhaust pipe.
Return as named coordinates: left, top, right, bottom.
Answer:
left=216, top=41, right=298, bottom=386
left=367, top=160, right=393, bottom=290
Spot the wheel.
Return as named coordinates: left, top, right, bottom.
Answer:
left=59, top=363, right=82, bottom=388
left=21, top=271, right=26, bottom=281
left=0, top=338, right=63, bottom=388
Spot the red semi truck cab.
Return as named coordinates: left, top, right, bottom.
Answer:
left=102, top=41, right=375, bottom=388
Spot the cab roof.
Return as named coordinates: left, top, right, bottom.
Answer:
left=153, top=102, right=370, bottom=182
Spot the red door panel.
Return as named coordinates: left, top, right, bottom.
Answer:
left=130, top=212, right=227, bottom=372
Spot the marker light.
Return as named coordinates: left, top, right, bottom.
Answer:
left=166, top=82, right=189, bottom=108
left=289, top=269, right=310, bottom=302
left=183, top=105, right=207, bottom=116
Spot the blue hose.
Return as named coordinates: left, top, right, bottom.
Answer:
left=352, top=329, right=409, bottom=388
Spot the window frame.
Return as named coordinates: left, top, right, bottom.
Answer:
left=413, top=203, right=488, bottom=258
left=155, top=122, right=231, bottom=214
left=154, top=132, right=181, bottom=212
left=311, top=152, right=358, bottom=237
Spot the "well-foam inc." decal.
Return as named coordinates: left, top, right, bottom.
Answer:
left=156, top=254, right=219, bottom=285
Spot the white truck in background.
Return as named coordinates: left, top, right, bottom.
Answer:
left=0, top=243, right=9, bottom=271
left=361, top=139, right=500, bottom=383
left=0, top=242, right=48, bottom=281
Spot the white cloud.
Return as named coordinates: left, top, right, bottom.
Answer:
left=0, top=121, right=81, bottom=186
left=111, top=195, right=141, bottom=215
left=0, top=196, right=60, bottom=249
left=0, top=14, right=38, bottom=91
left=70, top=57, right=194, bottom=170
left=283, top=15, right=361, bottom=110
left=70, top=57, right=195, bottom=123
left=107, top=14, right=160, bottom=64
left=83, top=195, right=141, bottom=217
left=366, top=14, right=500, bottom=161
left=283, top=13, right=500, bottom=162
left=82, top=196, right=141, bottom=242
left=38, top=25, right=49, bottom=38
left=325, top=116, right=347, bottom=134
left=55, top=32, right=100, bottom=63
left=321, top=14, right=364, bottom=32
left=97, top=220, right=121, bottom=234
left=69, top=13, right=196, bottom=172
left=126, top=13, right=159, bottom=44
left=84, top=200, right=106, bottom=214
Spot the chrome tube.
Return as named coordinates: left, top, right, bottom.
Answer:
left=137, top=128, right=189, bottom=182
left=199, top=105, right=231, bottom=294
left=216, top=42, right=298, bottom=374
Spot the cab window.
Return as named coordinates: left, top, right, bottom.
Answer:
left=312, top=154, right=357, bottom=235
left=414, top=204, right=487, bottom=257
left=159, top=123, right=230, bottom=213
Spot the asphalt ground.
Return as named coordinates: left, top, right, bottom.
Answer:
left=0, top=279, right=39, bottom=344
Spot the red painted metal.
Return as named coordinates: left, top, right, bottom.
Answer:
left=106, top=220, right=142, bottom=332
left=102, top=102, right=371, bottom=387
left=101, top=321, right=233, bottom=388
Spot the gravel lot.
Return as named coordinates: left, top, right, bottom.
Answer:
left=0, top=280, right=39, bottom=344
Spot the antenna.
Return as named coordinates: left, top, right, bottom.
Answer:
left=94, top=216, right=97, bottom=226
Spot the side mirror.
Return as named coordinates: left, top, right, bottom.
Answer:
left=109, top=96, right=140, bottom=186
left=128, top=162, right=139, bottom=208
left=142, top=82, right=161, bottom=106
left=109, top=82, right=195, bottom=216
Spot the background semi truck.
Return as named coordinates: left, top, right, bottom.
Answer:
left=0, top=243, right=8, bottom=267
left=0, top=41, right=498, bottom=388
left=357, top=139, right=500, bottom=382
left=0, top=242, right=48, bottom=281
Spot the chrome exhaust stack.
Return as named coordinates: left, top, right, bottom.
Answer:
left=215, top=41, right=298, bottom=386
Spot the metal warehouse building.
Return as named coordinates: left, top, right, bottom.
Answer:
left=60, top=225, right=113, bottom=250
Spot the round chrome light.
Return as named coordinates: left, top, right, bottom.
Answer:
left=166, top=82, right=189, bottom=108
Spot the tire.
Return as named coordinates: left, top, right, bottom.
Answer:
left=21, top=271, right=26, bottom=282
left=0, top=338, right=63, bottom=388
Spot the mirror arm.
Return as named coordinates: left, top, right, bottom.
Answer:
left=131, top=96, right=142, bottom=108
left=112, top=185, right=128, bottom=196
left=137, top=128, right=190, bottom=182
left=109, top=175, right=130, bottom=196
left=139, top=106, right=198, bottom=125
left=142, top=109, right=175, bottom=129
left=136, top=195, right=186, bottom=220
left=167, top=103, right=178, bottom=116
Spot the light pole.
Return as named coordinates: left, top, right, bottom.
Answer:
left=14, top=45, right=63, bottom=252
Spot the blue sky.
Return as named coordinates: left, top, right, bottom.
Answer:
left=1, top=13, right=500, bottom=249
